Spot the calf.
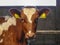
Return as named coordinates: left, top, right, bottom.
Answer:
left=10, top=7, right=49, bottom=45
left=0, top=7, right=49, bottom=45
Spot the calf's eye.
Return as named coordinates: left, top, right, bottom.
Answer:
left=21, top=19, right=25, bottom=22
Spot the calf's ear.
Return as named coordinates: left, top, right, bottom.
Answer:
left=38, top=8, right=50, bottom=19
left=9, top=8, right=21, bottom=19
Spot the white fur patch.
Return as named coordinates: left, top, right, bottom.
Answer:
left=4, top=16, right=11, bottom=20
left=0, top=39, right=3, bottom=43
left=0, top=17, right=16, bottom=36
left=23, top=8, right=36, bottom=23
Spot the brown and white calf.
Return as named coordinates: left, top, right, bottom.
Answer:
left=0, top=7, right=49, bottom=45
left=10, top=7, right=49, bottom=44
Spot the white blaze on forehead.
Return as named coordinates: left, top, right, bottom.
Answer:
left=23, top=8, right=36, bottom=23
left=0, top=17, right=16, bottom=36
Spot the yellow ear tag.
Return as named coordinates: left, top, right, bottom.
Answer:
left=14, top=14, right=20, bottom=18
left=40, top=13, right=46, bottom=19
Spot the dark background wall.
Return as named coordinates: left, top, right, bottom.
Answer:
left=55, top=1, right=60, bottom=45
left=56, top=0, right=60, bottom=30
left=56, top=6, right=60, bottom=30
left=0, top=6, right=56, bottom=30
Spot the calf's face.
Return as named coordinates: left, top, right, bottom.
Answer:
left=10, top=7, right=49, bottom=39
left=21, top=8, right=39, bottom=38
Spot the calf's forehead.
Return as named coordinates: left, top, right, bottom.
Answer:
left=23, top=8, right=36, bottom=23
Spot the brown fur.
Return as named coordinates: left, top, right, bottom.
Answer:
left=0, top=18, right=26, bottom=45
left=0, top=17, right=5, bottom=24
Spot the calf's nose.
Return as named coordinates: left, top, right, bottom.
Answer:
left=25, top=30, right=35, bottom=39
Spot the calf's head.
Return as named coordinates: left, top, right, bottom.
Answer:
left=9, top=7, right=49, bottom=39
